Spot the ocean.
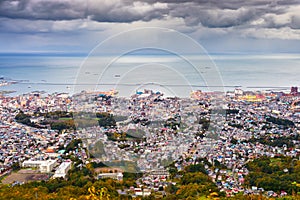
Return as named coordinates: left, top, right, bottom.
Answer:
left=0, top=53, right=299, bottom=97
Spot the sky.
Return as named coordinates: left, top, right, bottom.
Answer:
left=1, top=0, right=300, bottom=54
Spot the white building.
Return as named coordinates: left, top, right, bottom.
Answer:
left=134, top=188, right=151, bottom=196
left=53, top=161, right=72, bottom=179
left=234, top=88, right=244, bottom=96
left=98, top=172, right=123, bottom=181
left=22, top=160, right=56, bottom=173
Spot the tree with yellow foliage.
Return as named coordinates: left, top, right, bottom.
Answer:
left=86, top=186, right=110, bottom=200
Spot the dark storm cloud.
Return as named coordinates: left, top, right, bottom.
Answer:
left=143, top=0, right=300, bottom=9
left=0, top=0, right=168, bottom=23
left=142, top=0, right=300, bottom=29
left=0, top=0, right=300, bottom=30
left=168, top=4, right=258, bottom=28
left=0, top=0, right=85, bottom=20
left=166, top=0, right=289, bottom=28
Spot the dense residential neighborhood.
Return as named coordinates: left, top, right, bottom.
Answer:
left=0, top=88, right=299, bottom=199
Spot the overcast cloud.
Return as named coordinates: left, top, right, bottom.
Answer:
left=1, top=0, right=300, bottom=53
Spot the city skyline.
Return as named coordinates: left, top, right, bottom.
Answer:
left=0, top=1, right=300, bottom=199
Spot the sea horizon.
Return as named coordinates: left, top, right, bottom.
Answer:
left=0, top=52, right=299, bottom=97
